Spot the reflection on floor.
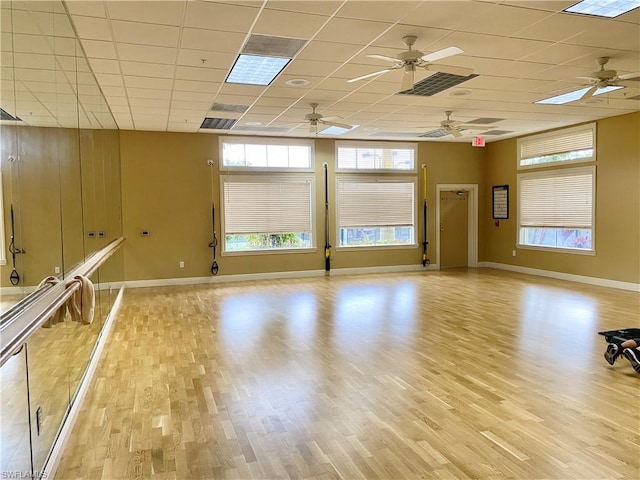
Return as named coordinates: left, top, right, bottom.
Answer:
left=55, top=269, right=639, bottom=479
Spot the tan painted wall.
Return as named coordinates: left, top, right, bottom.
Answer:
left=120, top=132, right=486, bottom=280
left=483, top=112, right=640, bottom=284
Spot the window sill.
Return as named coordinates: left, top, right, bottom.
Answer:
left=336, top=244, right=417, bottom=252
left=222, top=247, right=317, bottom=257
left=517, top=245, right=596, bottom=256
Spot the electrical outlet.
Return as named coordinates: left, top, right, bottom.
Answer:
left=87, top=231, right=96, bottom=238
left=54, top=266, right=60, bottom=274
left=512, top=250, right=516, bottom=257
left=141, top=230, right=150, bottom=236
left=98, top=231, right=106, bottom=238
left=179, top=261, right=184, bottom=268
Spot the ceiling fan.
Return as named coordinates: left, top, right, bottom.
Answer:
left=575, top=57, right=640, bottom=101
left=422, top=111, right=487, bottom=138
left=347, top=35, right=473, bottom=91
left=303, top=103, right=353, bottom=134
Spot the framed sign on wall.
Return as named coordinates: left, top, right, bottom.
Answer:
left=492, top=185, right=509, bottom=220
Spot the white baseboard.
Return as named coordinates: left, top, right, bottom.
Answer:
left=45, top=284, right=125, bottom=479
left=479, top=262, right=640, bottom=292
left=125, top=264, right=435, bottom=289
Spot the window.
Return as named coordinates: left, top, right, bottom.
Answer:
left=518, top=166, right=595, bottom=252
left=517, top=123, right=595, bottom=168
left=221, top=137, right=313, bottom=170
left=337, top=178, right=416, bottom=248
left=222, top=176, right=314, bottom=253
left=336, top=141, right=416, bottom=171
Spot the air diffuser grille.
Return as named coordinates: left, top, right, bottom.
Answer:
left=201, top=117, right=237, bottom=130
left=211, top=103, right=249, bottom=113
left=399, top=72, right=479, bottom=97
left=242, top=34, right=307, bottom=57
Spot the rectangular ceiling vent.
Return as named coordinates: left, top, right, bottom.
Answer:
left=232, top=126, right=292, bottom=133
left=482, top=129, right=514, bottom=136
left=242, top=34, right=307, bottom=58
left=200, top=117, right=237, bottom=130
left=398, top=72, right=479, bottom=97
left=419, top=129, right=452, bottom=138
left=211, top=103, right=249, bottom=113
left=1, top=108, right=21, bottom=121
left=467, top=117, right=504, bottom=125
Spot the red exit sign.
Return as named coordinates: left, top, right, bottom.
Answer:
left=472, top=136, right=485, bottom=147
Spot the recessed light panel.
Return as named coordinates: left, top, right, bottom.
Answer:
left=226, top=55, right=290, bottom=86
left=535, top=85, right=623, bottom=104
left=564, top=0, right=640, bottom=18
left=319, top=125, right=358, bottom=135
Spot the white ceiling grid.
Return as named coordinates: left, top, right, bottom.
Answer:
left=0, top=0, right=638, bottom=141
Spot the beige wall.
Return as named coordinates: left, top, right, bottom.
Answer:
left=120, top=132, right=486, bottom=280
left=483, top=112, right=640, bottom=284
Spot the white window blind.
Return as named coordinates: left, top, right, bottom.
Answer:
left=518, top=124, right=595, bottom=167
left=223, top=178, right=312, bottom=234
left=519, top=167, right=594, bottom=228
left=336, top=141, right=416, bottom=171
left=337, top=180, right=414, bottom=227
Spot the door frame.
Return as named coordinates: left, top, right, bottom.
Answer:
left=436, top=183, right=478, bottom=269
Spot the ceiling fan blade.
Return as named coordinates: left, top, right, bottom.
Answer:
left=401, top=69, right=415, bottom=91
left=618, top=72, right=640, bottom=80
left=347, top=68, right=393, bottom=83
left=450, top=128, right=463, bottom=138
left=428, top=64, right=473, bottom=77
left=422, top=46, right=463, bottom=63
left=368, top=54, right=400, bottom=64
left=580, top=85, right=598, bottom=100
left=322, top=120, right=353, bottom=130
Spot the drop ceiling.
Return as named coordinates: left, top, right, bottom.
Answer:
left=1, top=0, right=639, bottom=142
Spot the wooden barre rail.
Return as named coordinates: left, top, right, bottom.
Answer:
left=0, top=237, right=124, bottom=367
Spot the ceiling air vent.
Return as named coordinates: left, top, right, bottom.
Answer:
left=398, top=72, right=479, bottom=97
left=419, top=129, right=452, bottom=138
left=242, top=34, right=307, bottom=57
left=1, top=108, right=21, bottom=121
left=467, top=117, right=504, bottom=125
left=211, top=103, right=249, bottom=113
left=482, top=130, right=514, bottom=136
left=200, top=117, right=237, bottom=130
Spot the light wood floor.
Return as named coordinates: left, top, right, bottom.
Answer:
left=55, top=269, right=639, bottom=479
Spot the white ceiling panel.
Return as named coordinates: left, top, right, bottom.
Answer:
left=175, top=66, right=227, bottom=83
left=265, top=1, right=342, bottom=16
left=297, top=41, right=362, bottom=63
left=174, top=79, right=222, bottom=94
left=111, top=21, right=180, bottom=48
left=81, top=39, right=117, bottom=59
left=71, top=16, right=112, bottom=41
left=106, top=1, right=186, bottom=26
left=314, top=17, right=391, bottom=45
left=123, top=75, right=173, bottom=90
left=64, top=1, right=106, bottom=18
left=116, top=43, right=177, bottom=64
left=119, top=61, right=175, bottom=78
left=177, top=49, right=236, bottom=69
left=253, top=9, right=329, bottom=38
left=180, top=28, right=246, bottom=54
left=183, top=2, right=260, bottom=32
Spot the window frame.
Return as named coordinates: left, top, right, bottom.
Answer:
left=335, top=140, right=417, bottom=173
left=0, top=170, right=5, bottom=265
left=517, top=123, right=596, bottom=170
left=219, top=136, right=315, bottom=173
left=335, top=174, right=418, bottom=251
left=220, top=173, right=316, bottom=256
left=517, top=165, right=596, bottom=255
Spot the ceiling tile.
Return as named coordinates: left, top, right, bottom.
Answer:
left=126, top=87, right=172, bottom=100
left=458, top=4, right=554, bottom=37
left=71, top=16, right=112, bottom=41
left=88, top=58, right=120, bottom=73
left=315, top=17, right=392, bottom=45
left=107, top=1, right=186, bottom=26
left=177, top=49, right=236, bottom=69
left=116, top=43, right=177, bottom=64
left=124, top=75, right=173, bottom=90
left=184, top=2, right=260, bottom=32
left=95, top=73, right=124, bottom=87
left=175, top=66, right=227, bottom=83
left=129, top=97, right=170, bottom=108
left=81, top=39, right=118, bottom=59
left=297, top=40, right=362, bottom=63
left=253, top=9, right=328, bottom=38
left=111, top=21, right=180, bottom=48
left=174, top=79, right=222, bottom=94
left=180, top=29, right=246, bottom=54
left=283, top=59, right=342, bottom=77
left=120, top=61, right=175, bottom=78
left=65, top=1, right=106, bottom=18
